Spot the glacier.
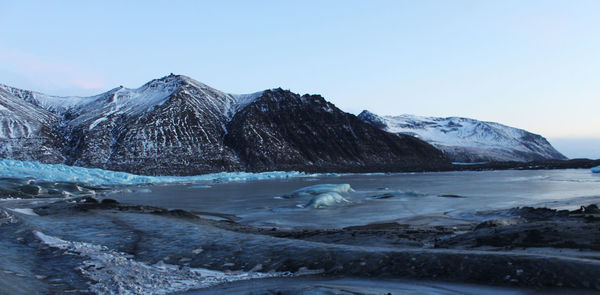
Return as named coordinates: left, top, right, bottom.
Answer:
left=592, top=166, right=600, bottom=173
left=0, top=158, right=318, bottom=186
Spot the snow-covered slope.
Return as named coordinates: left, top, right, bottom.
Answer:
left=0, top=84, right=96, bottom=114
left=358, top=110, right=567, bottom=162
left=0, top=85, right=65, bottom=163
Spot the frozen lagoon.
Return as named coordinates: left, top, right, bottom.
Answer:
left=109, top=169, right=600, bottom=229
left=1, top=164, right=600, bottom=294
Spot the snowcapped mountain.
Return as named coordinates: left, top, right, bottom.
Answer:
left=0, top=75, right=449, bottom=175
left=358, top=110, right=567, bottom=163
left=0, top=85, right=65, bottom=163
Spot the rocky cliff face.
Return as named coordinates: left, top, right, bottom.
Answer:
left=358, top=110, right=567, bottom=163
left=0, top=75, right=450, bottom=175
left=225, top=89, right=448, bottom=172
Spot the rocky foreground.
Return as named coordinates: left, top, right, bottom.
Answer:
left=3, top=193, right=598, bottom=293
left=2, top=173, right=600, bottom=294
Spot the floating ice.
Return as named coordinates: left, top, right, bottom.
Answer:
left=281, top=184, right=354, bottom=208
left=284, top=184, right=354, bottom=198
left=304, top=192, right=350, bottom=209
left=592, top=166, right=600, bottom=173
left=0, top=158, right=318, bottom=186
left=6, top=208, right=38, bottom=216
left=34, top=231, right=292, bottom=294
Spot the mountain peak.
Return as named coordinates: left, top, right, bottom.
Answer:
left=151, top=73, right=212, bottom=87
left=358, top=110, right=387, bottom=130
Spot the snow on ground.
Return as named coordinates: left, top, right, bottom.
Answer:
left=0, top=158, right=319, bottom=186
left=34, top=231, right=291, bottom=295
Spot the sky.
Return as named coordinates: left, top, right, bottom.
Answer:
left=0, top=1, right=599, bottom=158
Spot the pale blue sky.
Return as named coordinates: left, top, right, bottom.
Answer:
left=0, top=1, right=599, bottom=157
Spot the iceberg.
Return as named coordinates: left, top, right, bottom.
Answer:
left=304, top=192, right=350, bottom=208
left=280, top=183, right=354, bottom=208
left=284, top=184, right=354, bottom=198
left=592, top=166, right=600, bottom=173
left=0, top=158, right=317, bottom=186
left=6, top=208, right=39, bottom=216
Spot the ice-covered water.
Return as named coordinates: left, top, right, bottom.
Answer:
left=2, top=164, right=600, bottom=294
left=108, top=169, right=600, bottom=229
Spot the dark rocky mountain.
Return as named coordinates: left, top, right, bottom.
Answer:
left=225, top=89, right=448, bottom=172
left=0, top=75, right=450, bottom=175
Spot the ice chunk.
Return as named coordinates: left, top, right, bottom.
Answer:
left=284, top=184, right=354, bottom=198
left=304, top=192, right=350, bottom=208
left=0, top=158, right=318, bottom=186
left=592, top=166, right=600, bottom=173
left=6, top=208, right=38, bottom=216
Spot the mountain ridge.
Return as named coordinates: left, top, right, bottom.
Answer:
left=0, top=75, right=450, bottom=175
left=358, top=110, right=567, bottom=162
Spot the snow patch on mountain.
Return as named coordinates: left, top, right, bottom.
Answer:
left=358, top=110, right=566, bottom=162
left=2, top=75, right=264, bottom=121
left=0, top=83, right=96, bottom=114
left=0, top=85, right=65, bottom=162
left=229, top=91, right=265, bottom=115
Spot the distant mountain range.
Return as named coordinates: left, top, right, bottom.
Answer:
left=358, top=111, right=566, bottom=162
left=0, top=75, right=449, bottom=175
